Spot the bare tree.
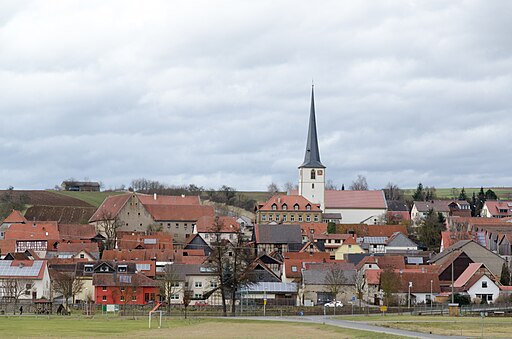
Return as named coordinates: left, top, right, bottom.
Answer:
left=267, top=182, right=280, bottom=198
left=383, top=182, right=402, bottom=201
left=354, top=269, right=366, bottom=308
left=182, top=289, right=193, bottom=319
left=0, top=278, right=29, bottom=314
left=208, top=216, right=229, bottom=316
left=159, top=264, right=181, bottom=313
left=283, top=182, right=297, bottom=194
left=52, top=271, right=85, bottom=309
left=324, top=266, right=346, bottom=301
left=96, top=210, right=122, bottom=250
left=380, top=269, right=399, bottom=306
left=349, top=175, right=368, bottom=191
left=326, top=179, right=338, bottom=190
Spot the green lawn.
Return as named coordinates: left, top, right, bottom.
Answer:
left=51, top=191, right=126, bottom=208
left=0, top=316, right=406, bottom=338
left=339, top=314, right=512, bottom=338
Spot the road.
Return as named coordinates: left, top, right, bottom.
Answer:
left=236, top=315, right=468, bottom=339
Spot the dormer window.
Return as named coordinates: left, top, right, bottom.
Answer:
left=306, top=204, right=311, bottom=211
left=84, top=264, right=94, bottom=273
left=294, top=204, right=299, bottom=211
left=118, top=265, right=128, bottom=273
left=272, top=204, right=277, bottom=211
left=310, top=169, right=316, bottom=180
left=282, top=204, right=287, bottom=211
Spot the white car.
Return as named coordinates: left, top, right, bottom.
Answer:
left=324, top=301, right=343, bottom=308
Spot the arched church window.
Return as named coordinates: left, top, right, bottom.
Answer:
left=310, top=169, right=316, bottom=180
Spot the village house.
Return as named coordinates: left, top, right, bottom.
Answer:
left=253, top=224, right=303, bottom=255
left=255, top=195, right=322, bottom=224
left=453, top=263, right=501, bottom=303
left=0, top=260, right=51, bottom=301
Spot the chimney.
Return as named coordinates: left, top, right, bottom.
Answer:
left=154, top=193, right=157, bottom=200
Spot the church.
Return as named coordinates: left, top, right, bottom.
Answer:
left=293, top=87, right=387, bottom=225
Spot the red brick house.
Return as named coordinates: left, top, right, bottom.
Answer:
left=93, top=271, right=159, bottom=305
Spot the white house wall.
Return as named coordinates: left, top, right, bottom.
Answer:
left=325, top=208, right=386, bottom=225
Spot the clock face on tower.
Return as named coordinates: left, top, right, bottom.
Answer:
left=317, top=170, right=323, bottom=176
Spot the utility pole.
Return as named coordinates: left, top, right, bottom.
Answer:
left=451, top=255, right=455, bottom=304
left=430, top=279, right=433, bottom=315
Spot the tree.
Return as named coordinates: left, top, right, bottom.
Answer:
left=425, top=186, right=437, bottom=201
left=147, top=223, right=163, bottom=233
left=470, top=192, right=477, bottom=216
left=96, top=210, right=122, bottom=250
left=324, top=265, right=346, bottom=301
left=182, top=289, right=193, bottom=319
left=0, top=187, right=29, bottom=220
left=326, top=179, right=338, bottom=190
left=283, top=182, right=297, bottom=194
left=458, top=187, right=467, bottom=201
left=383, top=182, right=402, bottom=201
left=267, top=182, right=280, bottom=198
left=159, top=265, right=181, bottom=313
left=412, top=183, right=425, bottom=201
left=485, top=189, right=498, bottom=200
left=354, top=269, right=366, bottom=308
left=208, top=217, right=230, bottom=316
left=52, top=270, right=85, bottom=309
left=350, top=175, right=368, bottom=191
left=327, top=222, right=336, bottom=234
left=500, top=263, right=511, bottom=286
left=0, top=278, right=29, bottom=314
left=417, top=209, right=444, bottom=251
left=379, top=269, right=399, bottom=306
left=476, top=187, right=486, bottom=215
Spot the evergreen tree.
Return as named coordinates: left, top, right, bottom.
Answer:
left=470, top=192, right=477, bottom=217
left=417, top=209, right=444, bottom=251
left=500, top=263, right=511, bottom=286
left=458, top=187, right=467, bottom=201
left=476, top=187, right=486, bottom=216
left=412, top=183, right=425, bottom=201
left=327, top=222, right=337, bottom=234
left=485, top=189, right=498, bottom=200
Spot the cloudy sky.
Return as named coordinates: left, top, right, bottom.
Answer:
left=1, top=1, right=511, bottom=191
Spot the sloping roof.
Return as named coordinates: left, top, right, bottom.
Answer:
left=137, top=194, right=200, bottom=206
left=254, top=224, right=302, bottom=244
left=258, top=195, right=321, bottom=212
left=356, top=255, right=406, bottom=271
left=325, top=190, right=387, bottom=209
left=89, top=194, right=131, bottom=222
left=299, top=86, right=324, bottom=169
left=195, top=215, right=240, bottom=233
left=366, top=269, right=382, bottom=285
left=454, top=263, right=487, bottom=288
left=484, top=200, right=512, bottom=217
left=386, top=232, right=418, bottom=248
left=102, top=249, right=174, bottom=261
left=395, top=271, right=441, bottom=293
left=2, top=210, right=27, bottom=224
left=118, top=233, right=173, bottom=250
left=92, top=272, right=157, bottom=287
left=145, top=204, right=214, bottom=221
left=302, top=264, right=356, bottom=285
left=0, top=260, right=46, bottom=279
left=413, top=200, right=451, bottom=213
left=336, top=224, right=408, bottom=237
left=4, top=222, right=60, bottom=240
left=300, top=223, right=327, bottom=237
left=58, top=224, right=97, bottom=240
left=57, top=242, right=99, bottom=254
left=386, top=201, right=409, bottom=212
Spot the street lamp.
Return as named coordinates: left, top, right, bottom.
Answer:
left=408, top=282, right=412, bottom=309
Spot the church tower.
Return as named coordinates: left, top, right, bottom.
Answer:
left=298, top=86, right=326, bottom=211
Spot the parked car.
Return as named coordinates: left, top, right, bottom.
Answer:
left=324, top=301, right=343, bottom=308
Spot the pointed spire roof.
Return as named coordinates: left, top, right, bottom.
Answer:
left=299, top=86, right=325, bottom=168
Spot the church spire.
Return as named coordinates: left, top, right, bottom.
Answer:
left=299, top=85, right=325, bottom=168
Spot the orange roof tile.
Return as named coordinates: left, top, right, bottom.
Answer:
left=89, top=194, right=131, bottom=222
left=325, top=190, right=386, bottom=209
left=258, top=194, right=320, bottom=212
left=195, top=216, right=240, bottom=233
left=2, top=210, right=27, bottom=224
left=145, top=204, right=214, bottom=221
left=4, top=222, right=60, bottom=241
left=137, top=194, right=200, bottom=206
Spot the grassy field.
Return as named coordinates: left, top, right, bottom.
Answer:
left=401, top=187, right=512, bottom=200
left=52, top=191, right=126, bottom=208
left=0, top=316, right=406, bottom=338
left=340, top=314, right=512, bottom=338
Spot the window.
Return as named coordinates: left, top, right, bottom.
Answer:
left=121, top=287, right=125, bottom=292
left=210, top=281, right=218, bottom=288
left=306, top=204, right=311, bottom=211
left=294, top=204, right=299, bottom=211
left=276, top=214, right=280, bottom=221
left=306, top=215, right=311, bottom=222
left=132, top=287, right=137, bottom=293
left=290, top=215, right=295, bottom=222
left=132, top=295, right=137, bottom=301
left=268, top=215, right=273, bottom=221
left=171, top=294, right=179, bottom=300
left=282, top=204, right=287, bottom=211
left=272, top=204, right=277, bottom=211
left=138, top=212, right=141, bottom=216
left=282, top=214, right=287, bottom=222
left=79, top=253, right=85, bottom=259
left=482, top=281, right=488, bottom=288
left=261, top=214, right=267, bottom=221
left=171, top=282, right=180, bottom=287
left=102, top=286, right=107, bottom=291
left=84, top=265, right=94, bottom=273
left=314, top=215, right=319, bottom=222
left=194, top=293, right=202, bottom=299
left=120, top=296, right=125, bottom=302
left=102, top=295, right=107, bottom=301
left=312, top=183, right=315, bottom=189
left=310, top=169, right=316, bottom=179
left=118, top=265, right=127, bottom=272
left=298, top=215, right=303, bottom=222
left=204, top=233, right=209, bottom=239
left=195, top=281, right=202, bottom=288
left=291, top=266, right=298, bottom=272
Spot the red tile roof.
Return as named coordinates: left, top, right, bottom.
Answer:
left=300, top=223, right=328, bottom=238
left=102, top=249, right=174, bottom=261
left=356, top=255, right=406, bottom=271
left=0, top=239, right=16, bottom=253
left=336, top=224, right=408, bottom=237
left=366, top=269, right=382, bottom=285
left=195, top=216, right=240, bottom=233
left=89, top=194, right=131, bottom=222
left=395, top=270, right=441, bottom=293
left=92, top=272, right=158, bottom=287
left=145, top=204, right=214, bottom=221
left=137, top=194, right=200, bottom=206
left=4, top=222, right=60, bottom=241
left=2, top=210, right=27, bottom=224
left=325, top=190, right=387, bottom=209
left=118, top=233, right=173, bottom=250
left=484, top=201, right=512, bottom=217
left=58, top=224, right=97, bottom=240
left=57, top=242, right=99, bottom=254
left=258, top=194, right=321, bottom=212
left=453, top=263, right=494, bottom=288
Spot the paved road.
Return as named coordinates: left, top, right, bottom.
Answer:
left=236, top=315, right=469, bottom=339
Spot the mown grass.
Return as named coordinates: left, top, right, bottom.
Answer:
left=0, top=316, right=406, bottom=338
left=339, top=314, right=512, bottom=338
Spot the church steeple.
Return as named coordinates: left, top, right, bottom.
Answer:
left=299, top=85, right=325, bottom=169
